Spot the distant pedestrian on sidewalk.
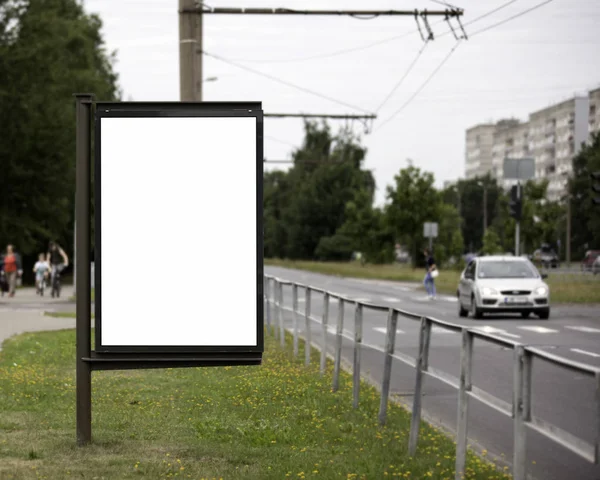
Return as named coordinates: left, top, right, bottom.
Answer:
left=3, top=244, right=23, bottom=297
left=423, top=248, right=437, bottom=299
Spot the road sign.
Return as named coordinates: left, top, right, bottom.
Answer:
left=423, top=222, right=438, bottom=238
left=503, top=157, right=535, bottom=181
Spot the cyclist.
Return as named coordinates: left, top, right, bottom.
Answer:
left=46, top=241, right=69, bottom=295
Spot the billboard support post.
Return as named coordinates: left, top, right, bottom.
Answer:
left=75, top=93, right=94, bottom=446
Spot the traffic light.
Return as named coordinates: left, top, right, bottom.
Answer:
left=591, top=171, right=600, bottom=206
left=509, top=184, right=522, bottom=221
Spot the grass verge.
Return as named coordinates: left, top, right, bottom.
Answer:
left=0, top=328, right=511, bottom=480
left=265, top=259, right=600, bottom=304
left=43, top=312, right=93, bottom=319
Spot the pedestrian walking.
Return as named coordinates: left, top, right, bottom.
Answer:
left=423, top=248, right=437, bottom=299
left=3, top=244, right=23, bottom=297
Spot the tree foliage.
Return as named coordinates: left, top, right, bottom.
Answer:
left=568, top=132, right=600, bottom=258
left=0, top=0, right=120, bottom=279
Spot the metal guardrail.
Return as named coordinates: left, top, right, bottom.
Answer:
left=263, top=274, right=600, bottom=480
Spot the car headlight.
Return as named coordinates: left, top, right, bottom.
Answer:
left=535, top=286, right=548, bottom=296
left=480, top=287, right=498, bottom=296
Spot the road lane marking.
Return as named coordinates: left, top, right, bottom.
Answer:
left=432, top=326, right=459, bottom=334
left=381, top=297, right=402, bottom=302
left=472, top=326, right=521, bottom=338
left=373, top=327, right=405, bottom=335
left=565, top=326, right=600, bottom=333
left=517, top=326, right=559, bottom=334
left=571, top=348, right=600, bottom=358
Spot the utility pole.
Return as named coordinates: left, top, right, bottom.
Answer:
left=509, top=183, right=522, bottom=256
left=179, top=0, right=203, bottom=101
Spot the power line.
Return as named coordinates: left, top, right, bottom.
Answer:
left=225, top=1, right=518, bottom=65
left=187, top=6, right=464, bottom=17
left=224, top=28, right=429, bottom=64
left=373, top=39, right=431, bottom=113
left=373, top=41, right=462, bottom=133
left=202, top=50, right=374, bottom=114
left=436, top=0, right=520, bottom=39
left=468, top=0, right=555, bottom=37
left=265, top=135, right=297, bottom=148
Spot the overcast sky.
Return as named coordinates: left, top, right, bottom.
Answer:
left=83, top=0, right=600, bottom=206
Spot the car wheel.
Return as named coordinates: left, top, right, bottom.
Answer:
left=537, top=308, right=550, bottom=320
left=470, top=295, right=483, bottom=319
left=458, top=293, right=468, bottom=317
left=521, top=311, right=530, bottom=319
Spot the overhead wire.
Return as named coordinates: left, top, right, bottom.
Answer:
left=468, top=0, right=555, bottom=38
left=372, top=40, right=462, bottom=134
left=372, top=0, right=556, bottom=131
left=373, top=39, right=431, bottom=113
left=221, top=1, right=520, bottom=65
left=202, top=50, right=374, bottom=114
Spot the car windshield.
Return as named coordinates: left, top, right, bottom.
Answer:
left=477, top=260, right=537, bottom=279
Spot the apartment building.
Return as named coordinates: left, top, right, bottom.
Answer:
left=490, top=119, right=529, bottom=188
left=529, top=95, right=589, bottom=200
left=465, top=124, right=495, bottom=180
left=464, top=86, right=598, bottom=200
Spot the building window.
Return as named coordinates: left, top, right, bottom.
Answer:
left=591, top=104, right=596, bottom=117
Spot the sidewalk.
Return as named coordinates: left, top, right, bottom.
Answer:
left=0, top=286, right=77, bottom=352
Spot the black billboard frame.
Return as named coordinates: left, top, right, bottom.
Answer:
left=93, top=101, right=264, bottom=356
left=75, top=95, right=264, bottom=446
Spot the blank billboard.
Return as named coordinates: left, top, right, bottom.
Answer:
left=95, top=105, right=263, bottom=353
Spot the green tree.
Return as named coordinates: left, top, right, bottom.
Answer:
left=434, top=203, right=462, bottom=266
left=0, top=0, right=120, bottom=280
left=263, top=121, right=375, bottom=260
left=481, top=228, right=502, bottom=255
left=568, top=132, right=600, bottom=259
left=385, top=165, right=440, bottom=267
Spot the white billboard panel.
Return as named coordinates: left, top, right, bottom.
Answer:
left=98, top=113, right=260, bottom=350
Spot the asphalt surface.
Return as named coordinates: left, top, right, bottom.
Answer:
left=266, top=265, right=600, bottom=480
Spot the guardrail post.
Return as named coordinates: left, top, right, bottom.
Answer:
left=320, top=293, right=330, bottom=375
left=378, top=308, right=398, bottom=425
left=292, top=284, right=299, bottom=357
left=278, top=282, right=285, bottom=347
left=513, top=345, right=531, bottom=480
left=596, top=372, right=600, bottom=465
left=332, top=298, right=345, bottom=392
left=273, top=281, right=280, bottom=341
left=265, top=278, right=272, bottom=335
left=455, top=329, right=474, bottom=479
left=408, top=317, right=431, bottom=456
left=305, top=287, right=312, bottom=366
left=353, top=303, right=364, bottom=409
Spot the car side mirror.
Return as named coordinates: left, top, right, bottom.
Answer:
left=541, top=273, right=548, bottom=279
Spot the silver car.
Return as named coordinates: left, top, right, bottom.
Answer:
left=457, top=255, right=550, bottom=319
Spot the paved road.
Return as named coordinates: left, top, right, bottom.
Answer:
left=0, top=286, right=77, bottom=351
left=266, top=266, right=600, bottom=480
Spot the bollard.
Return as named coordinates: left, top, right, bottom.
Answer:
left=378, top=308, right=398, bottom=425
left=332, top=298, right=344, bottom=392
left=320, top=293, right=330, bottom=375
left=352, top=303, right=363, bottom=409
